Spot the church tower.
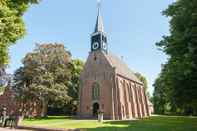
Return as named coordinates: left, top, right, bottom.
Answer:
left=79, top=2, right=151, bottom=120
left=91, top=4, right=108, bottom=53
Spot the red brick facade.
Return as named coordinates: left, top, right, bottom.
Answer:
left=79, top=51, right=151, bottom=120
left=0, top=87, right=42, bottom=117
left=0, top=87, right=17, bottom=114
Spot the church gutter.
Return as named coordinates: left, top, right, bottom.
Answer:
left=116, top=74, right=144, bottom=86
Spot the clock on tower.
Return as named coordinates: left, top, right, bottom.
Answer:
left=91, top=5, right=108, bottom=53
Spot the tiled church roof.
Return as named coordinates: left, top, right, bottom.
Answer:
left=104, top=52, right=143, bottom=84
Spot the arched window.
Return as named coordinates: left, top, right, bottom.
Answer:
left=92, top=82, right=100, bottom=100
left=127, top=83, right=132, bottom=102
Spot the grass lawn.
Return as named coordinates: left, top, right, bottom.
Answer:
left=21, top=115, right=197, bottom=131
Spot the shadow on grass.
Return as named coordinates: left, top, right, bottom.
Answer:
left=22, top=116, right=197, bottom=131
left=83, top=116, right=197, bottom=131
left=26, top=116, right=73, bottom=121
left=104, top=120, right=135, bottom=125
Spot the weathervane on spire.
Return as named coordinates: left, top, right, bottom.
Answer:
left=97, top=0, right=101, bottom=9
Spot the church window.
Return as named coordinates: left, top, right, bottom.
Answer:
left=128, top=84, right=132, bottom=102
left=92, top=82, right=100, bottom=100
left=110, top=74, right=114, bottom=81
left=102, top=104, right=104, bottom=109
left=86, top=106, right=89, bottom=110
left=94, top=56, right=97, bottom=61
left=120, top=80, right=124, bottom=88
left=122, top=105, right=125, bottom=118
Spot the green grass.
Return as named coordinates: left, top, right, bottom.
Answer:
left=21, top=115, right=197, bottom=131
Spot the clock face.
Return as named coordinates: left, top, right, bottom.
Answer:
left=103, top=42, right=107, bottom=50
left=92, top=42, right=99, bottom=50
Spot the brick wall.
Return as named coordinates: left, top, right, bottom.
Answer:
left=79, top=51, right=151, bottom=120
left=0, top=87, right=42, bottom=117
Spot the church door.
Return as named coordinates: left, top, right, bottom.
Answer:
left=93, top=102, right=99, bottom=117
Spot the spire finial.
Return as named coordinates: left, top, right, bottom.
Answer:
left=97, top=0, right=101, bottom=10
left=94, top=0, right=104, bottom=33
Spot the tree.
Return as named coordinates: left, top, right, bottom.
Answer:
left=153, top=65, right=172, bottom=114
left=48, top=59, right=84, bottom=115
left=14, top=43, right=72, bottom=117
left=67, top=59, right=84, bottom=114
left=154, top=0, right=197, bottom=115
left=68, top=59, right=84, bottom=101
left=0, top=0, right=39, bottom=67
left=135, top=72, right=148, bottom=92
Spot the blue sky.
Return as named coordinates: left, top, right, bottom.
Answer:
left=8, top=0, right=174, bottom=95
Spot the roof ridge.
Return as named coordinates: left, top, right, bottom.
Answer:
left=103, top=52, right=142, bottom=84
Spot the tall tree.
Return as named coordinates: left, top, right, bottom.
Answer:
left=48, top=59, right=84, bottom=115
left=154, top=0, right=197, bottom=115
left=135, top=72, right=152, bottom=99
left=135, top=72, right=148, bottom=92
left=68, top=59, right=84, bottom=101
left=0, top=0, right=39, bottom=68
left=14, top=43, right=72, bottom=117
left=67, top=59, right=84, bottom=114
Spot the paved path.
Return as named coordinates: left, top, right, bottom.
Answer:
left=0, top=127, right=30, bottom=131
left=0, top=127, right=81, bottom=131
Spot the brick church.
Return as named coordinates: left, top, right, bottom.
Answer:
left=78, top=5, right=150, bottom=120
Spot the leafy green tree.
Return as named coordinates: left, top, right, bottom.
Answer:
left=135, top=72, right=148, bottom=92
left=154, top=0, right=197, bottom=115
left=68, top=59, right=84, bottom=101
left=48, top=59, right=84, bottom=115
left=14, top=43, right=72, bottom=117
left=0, top=0, right=39, bottom=67
left=67, top=59, right=84, bottom=114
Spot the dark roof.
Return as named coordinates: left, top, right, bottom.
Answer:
left=94, top=7, right=104, bottom=33
left=104, top=52, right=143, bottom=84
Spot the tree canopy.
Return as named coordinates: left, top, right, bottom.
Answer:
left=153, top=0, right=197, bottom=115
left=0, top=0, right=39, bottom=67
left=135, top=72, right=148, bottom=92
left=48, top=59, right=84, bottom=115
left=68, top=59, right=84, bottom=101
left=14, top=43, right=72, bottom=117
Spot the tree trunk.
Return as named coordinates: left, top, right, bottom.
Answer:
left=41, top=99, right=48, bottom=118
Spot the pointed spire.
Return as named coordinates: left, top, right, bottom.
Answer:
left=94, top=1, right=104, bottom=33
